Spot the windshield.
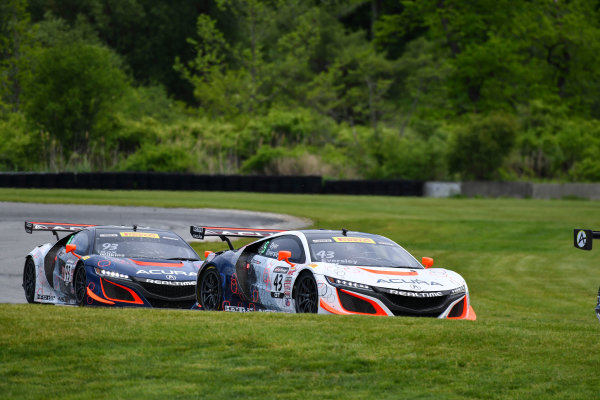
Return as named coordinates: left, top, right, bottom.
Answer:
left=93, top=229, right=199, bottom=260
left=307, top=233, right=423, bottom=269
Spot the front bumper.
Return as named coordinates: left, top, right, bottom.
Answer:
left=85, top=271, right=196, bottom=309
left=319, top=280, right=476, bottom=319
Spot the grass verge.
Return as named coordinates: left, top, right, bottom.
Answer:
left=1, top=188, right=599, bottom=399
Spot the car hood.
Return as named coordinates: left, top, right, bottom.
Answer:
left=86, top=255, right=200, bottom=280
left=317, top=263, right=466, bottom=292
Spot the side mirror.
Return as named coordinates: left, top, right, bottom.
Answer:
left=65, top=244, right=81, bottom=259
left=278, top=250, right=293, bottom=265
left=204, top=251, right=213, bottom=258
left=421, top=257, right=434, bottom=268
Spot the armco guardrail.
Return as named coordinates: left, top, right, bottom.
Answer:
left=1, top=173, right=599, bottom=199
left=0, top=172, right=423, bottom=196
left=426, top=181, right=600, bottom=200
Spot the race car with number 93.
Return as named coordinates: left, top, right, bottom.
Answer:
left=23, top=221, right=201, bottom=308
left=192, top=226, right=476, bottom=319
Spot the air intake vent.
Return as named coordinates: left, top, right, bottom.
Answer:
left=338, top=289, right=376, bottom=314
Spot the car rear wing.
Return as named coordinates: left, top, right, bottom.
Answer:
left=25, top=221, right=96, bottom=241
left=190, top=225, right=285, bottom=250
left=574, top=229, right=600, bottom=251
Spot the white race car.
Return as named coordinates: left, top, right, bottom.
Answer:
left=191, top=226, right=476, bottom=319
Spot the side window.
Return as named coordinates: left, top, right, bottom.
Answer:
left=69, top=231, right=90, bottom=255
left=263, top=235, right=305, bottom=264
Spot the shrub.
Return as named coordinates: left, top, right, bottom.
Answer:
left=448, top=113, right=517, bottom=180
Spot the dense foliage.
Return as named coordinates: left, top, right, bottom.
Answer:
left=1, top=0, right=599, bottom=181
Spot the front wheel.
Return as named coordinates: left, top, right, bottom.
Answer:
left=294, top=272, right=318, bottom=313
left=74, top=265, right=87, bottom=306
left=22, top=258, right=37, bottom=303
left=197, top=266, right=222, bottom=311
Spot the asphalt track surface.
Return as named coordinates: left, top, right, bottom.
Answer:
left=0, top=201, right=308, bottom=304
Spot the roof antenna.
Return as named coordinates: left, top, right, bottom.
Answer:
left=133, top=224, right=138, bottom=232
left=342, top=228, right=348, bottom=236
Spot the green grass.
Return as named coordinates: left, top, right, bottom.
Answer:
left=1, top=188, right=599, bottom=399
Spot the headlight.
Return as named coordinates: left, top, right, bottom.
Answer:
left=326, top=276, right=373, bottom=291
left=95, top=267, right=130, bottom=280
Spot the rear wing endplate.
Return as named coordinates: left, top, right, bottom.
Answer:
left=574, top=229, right=600, bottom=251
left=25, top=221, right=96, bottom=241
left=190, top=225, right=285, bottom=250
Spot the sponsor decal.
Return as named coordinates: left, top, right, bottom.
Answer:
left=271, top=292, right=285, bottom=298
left=207, top=229, right=276, bottom=237
left=144, top=278, right=194, bottom=286
left=166, top=275, right=176, bottom=280
left=99, top=234, right=118, bottom=237
left=33, top=224, right=81, bottom=232
left=135, top=269, right=197, bottom=276
left=224, top=305, right=279, bottom=313
left=376, top=278, right=443, bottom=286
left=37, top=294, right=55, bottom=301
left=82, top=256, right=90, bottom=260
left=273, top=266, right=289, bottom=274
left=385, top=289, right=443, bottom=298
left=119, top=232, right=159, bottom=238
left=333, top=237, right=375, bottom=244
left=312, top=239, right=333, bottom=243
left=98, top=251, right=120, bottom=257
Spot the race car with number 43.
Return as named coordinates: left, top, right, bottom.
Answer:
left=23, top=221, right=201, bottom=308
left=191, top=226, right=476, bottom=319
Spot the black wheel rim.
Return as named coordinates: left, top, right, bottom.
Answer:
left=23, top=260, right=35, bottom=303
left=74, top=267, right=86, bottom=304
left=296, top=274, right=318, bottom=313
left=200, top=270, right=221, bottom=310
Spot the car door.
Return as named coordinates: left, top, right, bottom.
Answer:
left=250, top=235, right=306, bottom=311
left=55, top=230, right=91, bottom=294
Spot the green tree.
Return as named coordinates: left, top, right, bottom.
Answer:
left=23, top=38, right=129, bottom=168
left=448, top=113, right=517, bottom=180
left=0, top=0, right=31, bottom=113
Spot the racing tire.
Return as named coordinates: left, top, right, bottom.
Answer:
left=22, top=258, right=37, bottom=304
left=294, top=272, right=318, bottom=313
left=74, top=264, right=87, bottom=306
left=197, top=266, right=223, bottom=311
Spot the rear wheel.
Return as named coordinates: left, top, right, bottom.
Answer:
left=294, top=272, right=318, bottom=313
left=22, top=258, right=36, bottom=303
left=74, top=265, right=87, bottom=306
left=197, top=266, right=222, bottom=311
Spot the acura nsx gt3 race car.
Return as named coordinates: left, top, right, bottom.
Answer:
left=23, top=221, right=201, bottom=308
left=191, top=226, right=476, bottom=319
left=573, top=228, right=600, bottom=321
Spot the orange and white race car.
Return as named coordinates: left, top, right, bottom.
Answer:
left=191, top=226, right=476, bottom=319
